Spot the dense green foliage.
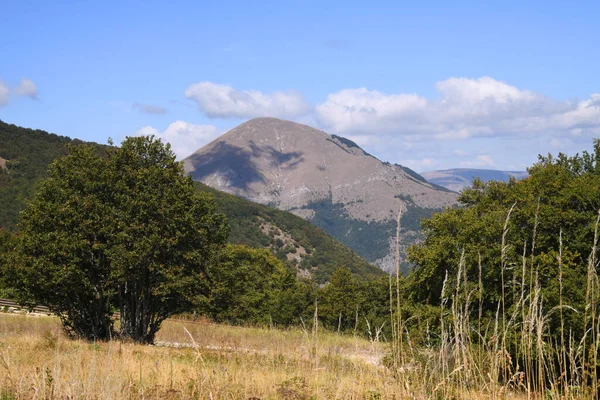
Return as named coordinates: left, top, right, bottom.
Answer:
left=406, top=140, right=600, bottom=340
left=318, top=268, right=391, bottom=333
left=8, top=144, right=116, bottom=339
left=0, top=229, right=17, bottom=299
left=197, top=184, right=383, bottom=283
left=0, top=120, right=107, bottom=229
left=204, top=244, right=315, bottom=326
left=202, top=257, right=395, bottom=337
left=6, top=137, right=228, bottom=343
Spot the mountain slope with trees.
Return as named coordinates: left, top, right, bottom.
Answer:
left=0, top=120, right=108, bottom=229
left=184, top=117, right=457, bottom=273
left=0, top=120, right=380, bottom=283
left=196, top=182, right=384, bottom=282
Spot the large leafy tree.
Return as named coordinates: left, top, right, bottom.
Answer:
left=11, top=145, right=116, bottom=339
left=10, top=136, right=228, bottom=343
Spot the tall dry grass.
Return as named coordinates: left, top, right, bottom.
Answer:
left=384, top=205, right=600, bottom=399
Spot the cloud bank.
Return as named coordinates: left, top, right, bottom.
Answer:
left=177, top=78, right=600, bottom=171
left=184, top=81, right=312, bottom=119
left=316, top=77, right=600, bottom=140
left=184, top=78, right=600, bottom=143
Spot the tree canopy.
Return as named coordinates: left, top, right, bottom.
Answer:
left=406, top=139, right=600, bottom=339
left=7, top=136, right=228, bottom=342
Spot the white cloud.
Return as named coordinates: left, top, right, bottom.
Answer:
left=0, top=78, right=39, bottom=106
left=459, top=155, right=496, bottom=168
left=13, top=78, right=38, bottom=99
left=316, top=88, right=427, bottom=134
left=184, top=81, right=312, bottom=119
left=0, top=81, right=8, bottom=106
left=134, top=121, right=220, bottom=160
left=315, top=77, right=600, bottom=143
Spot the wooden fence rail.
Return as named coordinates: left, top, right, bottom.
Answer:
left=0, top=298, right=50, bottom=314
left=0, top=298, right=206, bottom=325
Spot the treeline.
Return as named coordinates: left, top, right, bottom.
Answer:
left=202, top=253, right=392, bottom=336
left=1, top=134, right=599, bottom=345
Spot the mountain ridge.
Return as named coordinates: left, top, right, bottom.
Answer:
left=184, top=117, right=458, bottom=272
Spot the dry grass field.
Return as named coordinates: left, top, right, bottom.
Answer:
left=0, top=311, right=531, bottom=400
left=0, top=307, right=595, bottom=399
left=0, top=312, right=394, bottom=399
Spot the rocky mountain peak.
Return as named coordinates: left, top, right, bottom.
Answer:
left=184, top=118, right=457, bottom=272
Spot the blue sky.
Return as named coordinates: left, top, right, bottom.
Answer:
left=1, top=0, right=599, bottom=172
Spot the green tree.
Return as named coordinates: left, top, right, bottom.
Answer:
left=10, top=136, right=228, bottom=343
left=318, top=268, right=361, bottom=331
left=0, top=228, right=17, bottom=298
left=406, top=140, right=600, bottom=339
left=107, top=137, right=228, bottom=343
left=204, top=244, right=304, bottom=325
left=11, top=145, right=116, bottom=340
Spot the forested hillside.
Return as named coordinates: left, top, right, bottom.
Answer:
left=197, top=182, right=384, bottom=282
left=0, top=120, right=107, bottom=229
left=0, top=120, right=380, bottom=282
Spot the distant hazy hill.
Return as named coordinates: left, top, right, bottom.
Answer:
left=421, top=168, right=528, bottom=192
left=184, top=117, right=458, bottom=273
left=0, top=120, right=380, bottom=282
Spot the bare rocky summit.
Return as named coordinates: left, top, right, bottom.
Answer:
left=184, top=117, right=458, bottom=273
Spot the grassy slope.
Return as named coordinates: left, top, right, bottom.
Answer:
left=0, top=120, right=381, bottom=282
